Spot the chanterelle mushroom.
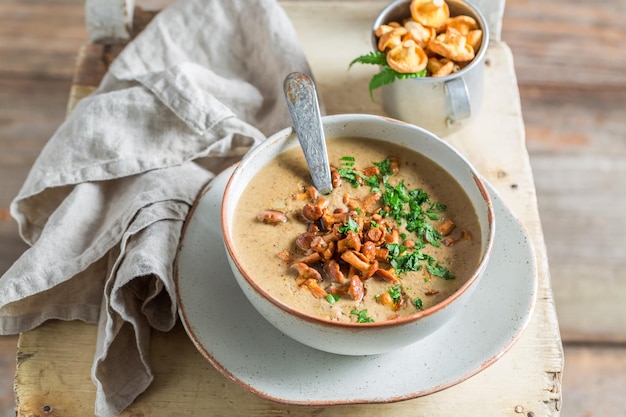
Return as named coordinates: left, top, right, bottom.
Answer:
left=410, top=0, right=450, bottom=32
left=446, top=15, right=478, bottom=35
left=291, top=262, right=322, bottom=284
left=427, top=27, right=475, bottom=62
left=386, top=39, right=428, bottom=74
left=402, top=20, right=436, bottom=48
left=427, top=57, right=459, bottom=77
left=377, top=25, right=408, bottom=52
left=466, top=29, right=483, bottom=52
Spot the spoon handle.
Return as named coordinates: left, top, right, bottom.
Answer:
left=283, top=72, right=333, bottom=195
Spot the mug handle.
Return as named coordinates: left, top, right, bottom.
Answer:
left=444, top=77, right=471, bottom=126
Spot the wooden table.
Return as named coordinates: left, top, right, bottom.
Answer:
left=14, top=2, right=564, bottom=416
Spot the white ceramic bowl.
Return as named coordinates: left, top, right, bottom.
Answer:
left=221, top=114, right=495, bottom=355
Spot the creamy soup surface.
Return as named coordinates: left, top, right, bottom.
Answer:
left=232, top=137, right=481, bottom=323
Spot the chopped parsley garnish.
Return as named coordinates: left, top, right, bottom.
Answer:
left=380, top=180, right=445, bottom=247
left=338, top=157, right=396, bottom=191
left=337, top=155, right=455, bottom=299
left=388, top=285, right=403, bottom=304
left=326, top=294, right=341, bottom=304
left=389, top=249, right=423, bottom=274
left=413, top=297, right=424, bottom=310
left=413, top=221, right=442, bottom=247
left=351, top=309, right=374, bottom=323
left=338, top=217, right=360, bottom=234
left=425, top=257, right=455, bottom=280
left=340, top=156, right=356, bottom=166
left=373, top=158, right=397, bottom=177
left=337, top=167, right=360, bottom=187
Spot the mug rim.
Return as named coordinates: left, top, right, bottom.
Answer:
left=371, top=0, right=490, bottom=81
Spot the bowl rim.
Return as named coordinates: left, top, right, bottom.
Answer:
left=221, top=114, right=495, bottom=329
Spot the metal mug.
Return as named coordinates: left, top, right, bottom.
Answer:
left=372, top=0, right=489, bottom=136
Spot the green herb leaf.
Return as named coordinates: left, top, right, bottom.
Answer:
left=338, top=167, right=360, bottom=187
left=413, top=297, right=424, bottom=310
left=426, top=262, right=455, bottom=280
left=326, top=294, right=341, bottom=304
left=390, top=251, right=423, bottom=274
left=388, top=285, right=403, bottom=304
left=350, top=309, right=375, bottom=323
left=349, top=50, right=427, bottom=100
left=386, top=243, right=407, bottom=259
left=348, top=51, right=388, bottom=68
left=421, top=222, right=442, bottom=247
left=360, top=172, right=380, bottom=189
left=368, top=68, right=399, bottom=99
left=338, top=217, right=360, bottom=234
left=340, top=156, right=356, bottom=167
left=373, top=157, right=396, bottom=177
left=337, top=156, right=386, bottom=190
left=397, top=69, right=427, bottom=80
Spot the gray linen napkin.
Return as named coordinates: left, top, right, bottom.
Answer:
left=0, top=0, right=314, bottom=415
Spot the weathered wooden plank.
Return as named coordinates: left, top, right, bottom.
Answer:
left=0, top=78, right=72, bottom=275
left=0, top=334, right=17, bottom=416
left=0, top=2, right=86, bottom=79
left=520, top=85, right=626, bottom=152
left=560, top=344, right=626, bottom=417
left=514, top=81, right=626, bottom=342
left=502, top=1, right=626, bottom=86
left=530, top=151, right=626, bottom=342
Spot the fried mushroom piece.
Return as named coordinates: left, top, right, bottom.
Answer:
left=256, top=210, right=287, bottom=225
left=348, top=275, right=365, bottom=302
left=302, top=197, right=329, bottom=222
left=409, top=0, right=450, bottom=32
left=386, top=39, right=428, bottom=74
left=436, top=218, right=456, bottom=236
left=324, top=259, right=347, bottom=284
left=341, top=250, right=378, bottom=280
left=291, top=262, right=322, bottom=285
left=302, top=278, right=328, bottom=299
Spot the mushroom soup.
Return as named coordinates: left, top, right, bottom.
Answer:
left=232, top=136, right=481, bottom=323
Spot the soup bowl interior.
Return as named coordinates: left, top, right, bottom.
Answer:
left=221, top=114, right=494, bottom=355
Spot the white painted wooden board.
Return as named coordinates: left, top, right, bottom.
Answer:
left=85, top=0, right=135, bottom=43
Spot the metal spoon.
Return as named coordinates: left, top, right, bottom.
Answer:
left=283, top=72, right=333, bottom=195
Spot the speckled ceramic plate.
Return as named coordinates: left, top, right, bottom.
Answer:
left=175, top=165, right=538, bottom=405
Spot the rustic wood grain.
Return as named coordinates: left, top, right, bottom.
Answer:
left=503, top=1, right=626, bottom=87
left=523, top=83, right=626, bottom=342
left=0, top=78, right=72, bottom=273
left=502, top=0, right=626, bottom=342
left=0, top=2, right=87, bottom=80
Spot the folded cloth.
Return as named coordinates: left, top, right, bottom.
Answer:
left=0, top=0, right=315, bottom=415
